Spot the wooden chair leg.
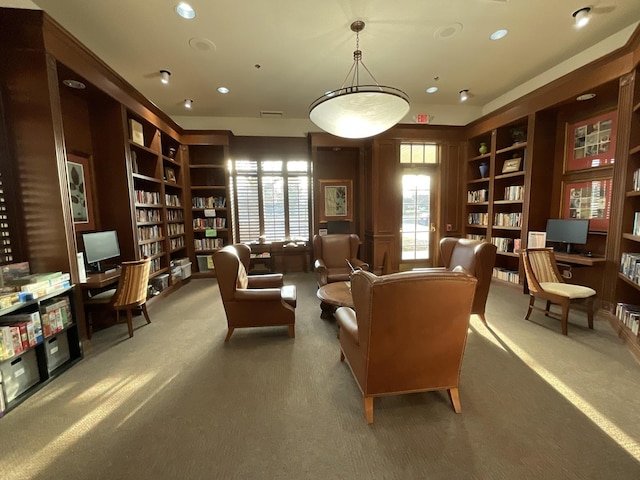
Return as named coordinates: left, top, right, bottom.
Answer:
left=288, top=324, right=295, bottom=338
left=545, top=300, right=552, bottom=316
left=141, top=303, right=151, bottom=324
left=560, top=300, right=570, bottom=336
left=448, top=387, right=462, bottom=413
left=586, top=298, right=594, bottom=329
left=525, top=295, right=535, bottom=320
left=224, top=328, right=235, bottom=342
left=364, top=396, right=374, bottom=424
left=126, top=309, right=134, bottom=338
left=87, top=311, right=93, bottom=340
left=478, top=313, right=487, bottom=325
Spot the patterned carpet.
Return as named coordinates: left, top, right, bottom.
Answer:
left=0, top=273, right=639, bottom=479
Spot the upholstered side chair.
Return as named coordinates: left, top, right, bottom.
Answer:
left=84, top=258, right=152, bottom=339
left=521, top=248, right=595, bottom=335
left=335, top=269, right=477, bottom=424
left=213, top=244, right=296, bottom=342
left=312, top=233, right=369, bottom=287
left=439, top=237, right=497, bottom=324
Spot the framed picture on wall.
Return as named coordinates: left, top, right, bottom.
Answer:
left=319, top=179, right=353, bottom=223
left=67, top=154, right=96, bottom=232
left=565, top=110, right=617, bottom=172
left=562, top=178, right=612, bottom=231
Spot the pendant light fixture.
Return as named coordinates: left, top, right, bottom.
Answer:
left=309, top=20, right=410, bottom=139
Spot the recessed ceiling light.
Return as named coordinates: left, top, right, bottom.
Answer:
left=434, top=23, right=463, bottom=39
left=426, top=86, right=438, bottom=94
left=490, top=29, right=508, bottom=40
left=217, top=87, right=229, bottom=94
left=576, top=93, right=596, bottom=101
left=175, top=2, right=195, bottom=19
left=188, top=37, right=216, bottom=52
left=62, top=79, right=86, bottom=89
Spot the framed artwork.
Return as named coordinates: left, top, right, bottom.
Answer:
left=164, top=166, right=177, bottom=182
left=502, top=157, right=522, bottom=173
left=562, top=178, right=612, bottom=231
left=565, top=110, right=617, bottom=172
left=319, top=179, right=353, bottom=223
left=67, top=154, right=96, bottom=232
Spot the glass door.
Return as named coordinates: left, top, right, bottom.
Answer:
left=401, top=172, right=437, bottom=264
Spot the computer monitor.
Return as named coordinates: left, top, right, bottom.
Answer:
left=545, top=219, right=589, bottom=254
left=82, top=230, right=121, bottom=272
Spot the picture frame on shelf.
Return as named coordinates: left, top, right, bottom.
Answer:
left=129, top=118, right=144, bottom=146
left=565, top=110, right=617, bottom=172
left=502, top=158, right=522, bottom=173
left=66, top=154, right=96, bottom=232
left=562, top=177, right=612, bottom=231
left=164, top=166, right=177, bottom=183
left=319, top=179, right=353, bottom=222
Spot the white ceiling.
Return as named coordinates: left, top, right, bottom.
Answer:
left=6, top=1, right=640, bottom=136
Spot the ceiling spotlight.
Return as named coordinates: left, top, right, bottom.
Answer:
left=309, top=20, right=410, bottom=139
left=175, top=2, right=196, bottom=19
left=490, top=29, right=508, bottom=41
left=62, top=79, right=86, bottom=90
left=459, top=89, right=469, bottom=102
left=160, top=70, right=171, bottom=84
left=217, top=86, right=230, bottom=94
left=572, top=7, right=591, bottom=29
left=184, top=99, right=193, bottom=109
left=426, top=86, right=438, bottom=94
left=577, top=93, right=596, bottom=101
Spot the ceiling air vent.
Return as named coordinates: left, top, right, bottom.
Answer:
left=260, top=111, right=283, bottom=118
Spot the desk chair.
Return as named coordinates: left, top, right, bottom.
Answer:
left=84, top=258, right=152, bottom=339
left=521, top=248, right=595, bottom=335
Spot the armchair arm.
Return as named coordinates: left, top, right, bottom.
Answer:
left=247, top=273, right=283, bottom=289
left=350, top=259, right=369, bottom=271
left=335, top=307, right=359, bottom=345
left=314, top=259, right=328, bottom=286
left=234, top=288, right=283, bottom=301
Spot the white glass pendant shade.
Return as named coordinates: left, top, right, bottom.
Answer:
left=310, top=86, right=410, bottom=139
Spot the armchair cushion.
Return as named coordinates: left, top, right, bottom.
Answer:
left=237, top=262, right=248, bottom=289
left=313, top=233, right=368, bottom=287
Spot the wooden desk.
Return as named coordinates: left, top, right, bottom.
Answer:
left=80, top=269, right=121, bottom=289
left=553, top=252, right=606, bottom=267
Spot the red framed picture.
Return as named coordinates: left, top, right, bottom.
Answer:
left=562, top=178, right=612, bottom=231
left=565, top=110, right=617, bottom=172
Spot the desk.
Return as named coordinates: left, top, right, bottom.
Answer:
left=80, top=270, right=121, bottom=289
left=553, top=252, right=606, bottom=267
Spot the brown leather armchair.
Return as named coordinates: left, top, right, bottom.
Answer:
left=439, top=237, right=497, bottom=324
left=213, top=244, right=296, bottom=342
left=313, top=234, right=369, bottom=287
left=335, top=269, right=477, bottom=424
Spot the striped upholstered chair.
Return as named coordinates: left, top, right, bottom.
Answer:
left=85, top=258, right=152, bottom=338
left=521, top=248, right=595, bottom=335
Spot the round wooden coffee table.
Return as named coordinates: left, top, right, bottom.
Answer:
left=317, top=281, right=353, bottom=318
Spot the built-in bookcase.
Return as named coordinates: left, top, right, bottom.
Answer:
left=182, top=133, right=231, bottom=277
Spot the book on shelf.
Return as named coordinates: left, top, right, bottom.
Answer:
left=129, top=118, right=144, bottom=145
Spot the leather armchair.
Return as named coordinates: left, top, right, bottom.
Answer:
left=213, top=244, right=296, bottom=342
left=313, top=234, right=368, bottom=287
left=335, top=269, right=477, bottom=424
left=439, top=237, right=497, bottom=324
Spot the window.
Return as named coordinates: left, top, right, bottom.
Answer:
left=230, top=159, right=310, bottom=243
left=400, top=144, right=438, bottom=261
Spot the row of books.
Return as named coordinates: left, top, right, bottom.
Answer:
left=135, top=190, right=161, bottom=205
left=620, top=252, right=640, bottom=285
left=632, top=168, right=640, bottom=192
left=168, top=223, right=185, bottom=235
left=468, top=213, right=489, bottom=226
left=492, top=267, right=520, bottom=284
left=136, top=208, right=162, bottom=223
left=194, top=238, right=224, bottom=251
left=494, top=212, right=522, bottom=228
left=192, top=196, right=226, bottom=208
left=166, top=209, right=183, bottom=222
left=491, top=237, right=514, bottom=253
left=165, top=194, right=181, bottom=207
left=632, top=212, right=640, bottom=236
left=467, top=189, right=488, bottom=203
left=503, top=185, right=524, bottom=201
left=0, top=296, right=72, bottom=361
left=137, top=225, right=162, bottom=241
left=615, top=303, right=640, bottom=335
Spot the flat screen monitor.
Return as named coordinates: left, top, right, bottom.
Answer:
left=82, top=230, right=121, bottom=271
left=545, top=219, right=589, bottom=254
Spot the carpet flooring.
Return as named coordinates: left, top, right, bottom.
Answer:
left=0, top=272, right=639, bottom=479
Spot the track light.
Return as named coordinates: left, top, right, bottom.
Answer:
left=160, top=70, right=171, bottom=84
left=459, top=89, right=469, bottom=102
left=572, top=7, right=591, bottom=29
left=184, top=99, right=193, bottom=109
